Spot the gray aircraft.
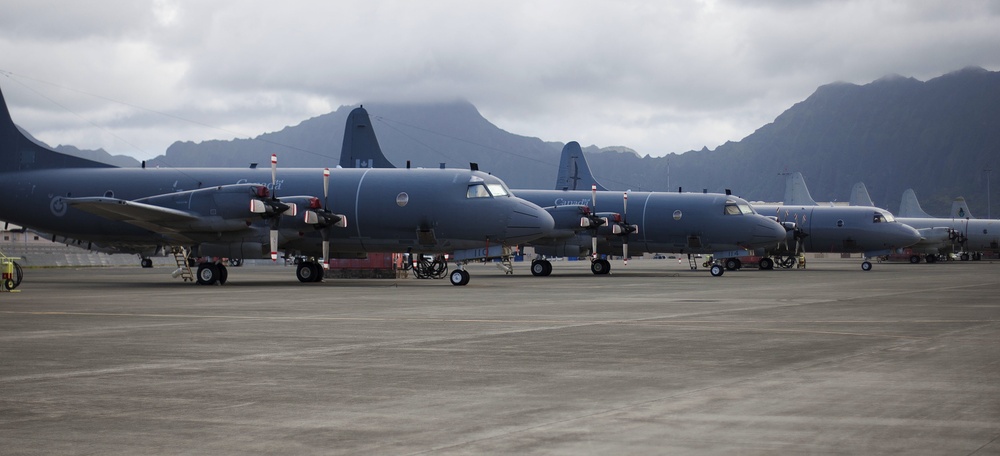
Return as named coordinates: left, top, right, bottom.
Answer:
left=854, top=185, right=998, bottom=262
left=0, top=85, right=555, bottom=286
left=753, top=173, right=922, bottom=271
left=337, top=110, right=788, bottom=277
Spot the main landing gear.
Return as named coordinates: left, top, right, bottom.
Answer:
left=449, top=268, right=470, bottom=286
left=196, top=262, right=228, bottom=285
left=295, top=260, right=325, bottom=283
left=530, top=259, right=553, bottom=276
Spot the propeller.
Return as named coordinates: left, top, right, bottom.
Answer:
left=611, top=191, right=638, bottom=265
left=303, top=167, right=348, bottom=268
left=249, top=154, right=296, bottom=261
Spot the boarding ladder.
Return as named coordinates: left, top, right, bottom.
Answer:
left=687, top=254, right=699, bottom=270
left=171, top=247, right=194, bottom=282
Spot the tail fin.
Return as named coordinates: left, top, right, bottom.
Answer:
left=0, top=85, right=114, bottom=172
left=849, top=182, right=875, bottom=207
left=950, top=197, right=973, bottom=219
left=783, top=172, right=818, bottom=206
left=898, top=189, right=933, bottom=218
left=338, top=106, right=395, bottom=169
left=555, top=141, right=607, bottom=191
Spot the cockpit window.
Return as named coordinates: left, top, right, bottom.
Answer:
left=468, top=182, right=510, bottom=198
left=873, top=211, right=895, bottom=223
left=724, top=202, right=755, bottom=215
left=486, top=183, right=509, bottom=197
left=467, top=184, right=491, bottom=198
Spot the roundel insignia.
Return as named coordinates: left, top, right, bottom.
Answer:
left=396, top=192, right=409, bottom=207
left=50, top=196, right=68, bottom=217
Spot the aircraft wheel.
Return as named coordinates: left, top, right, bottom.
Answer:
left=710, top=264, right=724, bottom=277
left=450, top=269, right=470, bottom=286
left=530, top=260, right=552, bottom=276
left=724, top=258, right=741, bottom=271
left=197, top=264, right=220, bottom=285
left=218, top=264, right=228, bottom=285
left=140, top=258, right=153, bottom=268
left=909, top=255, right=921, bottom=264
left=759, top=257, right=774, bottom=270
left=296, top=262, right=319, bottom=283
left=591, top=259, right=611, bottom=275
left=861, top=261, right=872, bottom=271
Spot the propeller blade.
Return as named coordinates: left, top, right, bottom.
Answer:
left=322, top=239, right=330, bottom=270
left=270, top=154, right=278, bottom=193
left=591, top=184, right=598, bottom=259
left=323, top=168, right=330, bottom=207
left=269, top=229, right=278, bottom=261
left=623, top=192, right=629, bottom=266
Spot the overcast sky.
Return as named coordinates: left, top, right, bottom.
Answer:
left=2, top=0, right=999, bottom=161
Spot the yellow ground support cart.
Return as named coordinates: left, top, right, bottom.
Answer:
left=1, top=250, right=23, bottom=292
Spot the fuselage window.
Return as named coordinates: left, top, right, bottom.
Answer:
left=837, top=219, right=844, bottom=227
left=467, top=184, right=491, bottom=198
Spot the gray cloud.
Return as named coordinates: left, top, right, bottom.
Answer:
left=2, top=0, right=999, bottom=160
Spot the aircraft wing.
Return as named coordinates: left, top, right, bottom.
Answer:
left=65, top=197, right=204, bottom=242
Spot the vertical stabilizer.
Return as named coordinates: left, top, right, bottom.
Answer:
left=783, top=172, right=818, bottom=206
left=0, top=85, right=114, bottom=172
left=849, top=182, right=875, bottom=207
left=950, top=197, right=973, bottom=219
left=338, top=106, right=396, bottom=169
left=555, top=141, right=607, bottom=191
left=898, top=189, right=933, bottom=218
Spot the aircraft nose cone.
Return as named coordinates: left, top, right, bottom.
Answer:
left=504, top=199, right=556, bottom=244
left=893, top=223, right=923, bottom=248
left=750, top=216, right=789, bottom=247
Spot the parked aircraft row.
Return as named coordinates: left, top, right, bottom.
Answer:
left=335, top=107, right=920, bottom=274
left=849, top=183, right=1000, bottom=262
left=4, top=82, right=962, bottom=287
left=1, top=83, right=792, bottom=286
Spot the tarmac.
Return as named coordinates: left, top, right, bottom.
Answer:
left=1, top=257, right=998, bottom=455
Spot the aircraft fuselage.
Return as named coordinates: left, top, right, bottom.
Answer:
left=516, top=189, right=787, bottom=256
left=0, top=166, right=554, bottom=258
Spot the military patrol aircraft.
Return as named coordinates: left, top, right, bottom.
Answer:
left=852, top=185, right=999, bottom=262
left=0, top=85, right=555, bottom=286
left=337, top=109, right=788, bottom=277
left=753, top=173, right=921, bottom=271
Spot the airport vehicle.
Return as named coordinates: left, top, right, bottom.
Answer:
left=0, top=85, right=556, bottom=285
left=337, top=111, right=788, bottom=277
left=752, top=173, right=922, bottom=271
